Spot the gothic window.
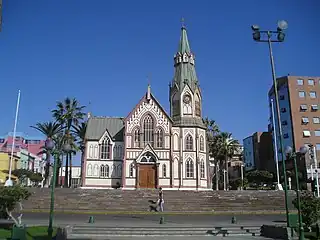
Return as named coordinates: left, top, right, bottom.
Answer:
left=89, top=145, right=93, bottom=158
left=129, top=163, right=134, bottom=177
left=195, top=94, right=201, bottom=117
left=156, top=128, right=164, bottom=148
left=100, top=136, right=111, bottom=159
left=118, top=145, right=123, bottom=158
left=111, top=164, right=117, bottom=177
left=140, top=152, right=156, bottom=163
left=93, top=164, right=99, bottom=176
left=200, top=135, right=204, bottom=151
left=134, top=129, right=140, bottom=148
left=183, top=94, right=192, bottom=115
left=117, top=165, right=122, bottom=177
left=172, top=93, right=180, bottom=116
left=186, top=159, right=194, bottom=178
left=162, top=164, right=167, bottom=178
left=143, top=115, right=154, bottom=146
left=200, top=159, right=205, bottom=179
left=87, top=164, right=92, bottom=176
left=100, top=165, right=109, bottom=178
left=185, top=134, right=193, bottom=151
left=94, top=145, right=99, bottom=158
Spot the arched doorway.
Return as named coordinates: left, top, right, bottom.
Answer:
left=138, top=152, right=157, bottom=188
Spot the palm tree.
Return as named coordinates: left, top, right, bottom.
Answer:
left=203, top=117, right=220, bottom=190
left=72, top=122, right=87, bottom=186
left=31, top=121, right=64, bottom=187
left=52, top=97, right=86, bottom=187
left=217, top=132, right=240, bottom=190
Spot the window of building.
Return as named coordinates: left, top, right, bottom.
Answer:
left=313, top=117, right=320, bottom=124
left=155, top=128, right=164, bottom=148
left=143, top=115, right=154, bottom=147
left=279, top=95, right=285, bottom=100
left=302, top=117, right=309, bottom=124
left=311, top=105, right=319, bottom=111
left=310, top=91, right=317, bottom=99
left=300, top=104, right=308, bottom=111
left=195, top=101, right=201, bottom=116
left=297, top=79, right=304, bottom=85
left=162, top=164, right=167, bottom=178
left=303, top=130, right=311, bottom=137
left=100, top=165, right=109, bottom=178
left=186, top=159, right=194, bottom=178
left=100, top=137, right=111, bottom=159
left=133, top=129, right=140, bottom=148
left=87, top=164, right=92, bottom=176
left=316, top=144, right=320, bottom=151
left=200, top=160, right=205, bottom=179
left=282, top=120, right=288, bottom=125
left=129, top=163, right=134, bottom=177
left=200, top=135, right=204, bottom=151
left=281, top=108, right=287, bottom=113
left=299, top=91, right=305, bottom=98
left=315, top=130, right=320, bottom=137
left=185, top=134, right=193, bottom=151
left=308, top=79, right=315, bottom=85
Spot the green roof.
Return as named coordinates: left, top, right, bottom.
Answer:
left=85, top=117, right=124, bottom=141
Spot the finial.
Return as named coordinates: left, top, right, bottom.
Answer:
left=181, top=17, right=185, bottom=28
left=147, top=75, right=151, bottom=100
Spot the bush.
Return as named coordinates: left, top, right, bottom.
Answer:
left=0, top=186, right=31, bottom=219
left=292, top=191, right=320, bottom=228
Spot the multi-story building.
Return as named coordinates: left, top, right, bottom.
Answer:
left=82, top=24, right=209, bottom=190
left=0, top=132, right=45, bottom=157
left=269, top=76, right=320, bottom=169
left=0, top=152, right=19, bottom=183
left=59, top=166, right=81, bottom=188
left=243, top=132, right=274, bottom=173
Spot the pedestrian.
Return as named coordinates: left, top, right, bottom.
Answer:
left=157, top=187, right=164, bottom=212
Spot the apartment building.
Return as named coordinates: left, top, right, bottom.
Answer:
left=243, top=132, right=274, bottom=172
left=269, top=76, right=320, bottom=168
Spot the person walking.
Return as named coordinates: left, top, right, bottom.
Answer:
left=157, top=187, right=164, bottom=212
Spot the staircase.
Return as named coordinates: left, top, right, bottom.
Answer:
left=22, top=188, right=296, bottom=213
left=66, top=225, right=262, bottom=239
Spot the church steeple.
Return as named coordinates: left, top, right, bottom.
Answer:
left=170, top=22, right=204, bottom=128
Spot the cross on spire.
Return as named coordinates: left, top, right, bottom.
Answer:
left=181, top=17, right=185, bottom=28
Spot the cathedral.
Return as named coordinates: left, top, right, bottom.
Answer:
left=82, top=24, right=210, bottom=190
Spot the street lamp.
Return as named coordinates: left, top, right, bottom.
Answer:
left=251, top=20, right=290, bottom=226
left=285, top=145, right=307, bottom=240
left=45, top=138, right=71, bottom=238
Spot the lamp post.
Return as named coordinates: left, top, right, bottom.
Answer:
left=251, top=20, right=290, bottom=226
left=46, top=138, right=71, bottom=238
left=285, top=146, right=307, bottom=240
left=240, top=163, right=244, bottom=190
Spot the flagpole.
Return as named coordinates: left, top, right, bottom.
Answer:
left=6, top=90, right=21, bottom=186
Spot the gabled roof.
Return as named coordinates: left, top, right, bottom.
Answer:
left=85, top=117, right=124, bottom=141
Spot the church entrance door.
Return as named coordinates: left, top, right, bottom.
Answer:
left=139, top=164, right=157, bottom=188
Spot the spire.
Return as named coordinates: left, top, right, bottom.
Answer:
left=172, top=20, right=199, bottom=93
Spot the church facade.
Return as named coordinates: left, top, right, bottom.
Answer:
left=82, top=25, right=210, bottom=190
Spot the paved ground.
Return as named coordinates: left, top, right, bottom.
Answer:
left=21, top=212, right=286, bottom=227
left=87, top=237, right=266, bottom=240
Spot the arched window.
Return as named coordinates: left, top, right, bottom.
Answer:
left=100, top=165, right=109, bottom=178
left=186, top=159, right=194, bottom=178
left=200, top=159, right=205, bottom=179
left=140, top=152, right=156, bottom=163
left=200, top=135, right=204, bottom=151
left=162, top=164, right=167, bottom=178
left=117, top=165, right=122, bottom=177
left=94, top=145, right=99, bottom=158
left=143, top=115, right=154, bottom=147
left=100, top=136, right=111, bottom=159
left=93, top=164, right=99, bottom=176
left=118, top=145, right=123, bottom=158
left=185, top=134, right=193, bottom=151
left=89, top=145, right=94, bottom=158
left=111, top=164, right=117, bottom=177
left=134, top=129, right=140, bottom=148
left=114, top=145, right=118, bottom=158
left=195, top=93, right=201, bottom=117
left=129, top=163, right=134, bottom=177
left=183, top=93, right=192, bottom=115
left=87, top=164, right=92, bottom=176
left=156, top=128, right=164, bottom=148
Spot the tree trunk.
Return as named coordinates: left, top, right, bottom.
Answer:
left=225, top=154, right=229, bottom=190
left=69, top=152, right=72, bottom=188
left=44, top=154, right=51, bottom=188
left=64, top=154, right=69, bottom=188
left=215, top=159, right=219, bottom=190
left=79, top=151, right=84, bottom=187
left=55, top=156, right=60, bottom=187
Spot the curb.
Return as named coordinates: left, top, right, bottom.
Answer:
left=21, top=209, right=291, bottom=215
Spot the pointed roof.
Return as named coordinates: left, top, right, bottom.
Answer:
left=173, top=25, right=199, bottom=93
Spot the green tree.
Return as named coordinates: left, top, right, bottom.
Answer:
left=31, top=121, right=64, bottom=187
left=28, top=172, right=43, bottom=185
left=246, top=170, right=273, bottom=187
left=72, top=122, right=87, bottom=186
left=52, top=98, right=85, bottom=187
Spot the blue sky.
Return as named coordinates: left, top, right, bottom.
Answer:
left=0, top=1, right=319, bottom=156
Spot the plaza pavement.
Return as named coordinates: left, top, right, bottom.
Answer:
left=83, top=237, right=267, bottom=240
